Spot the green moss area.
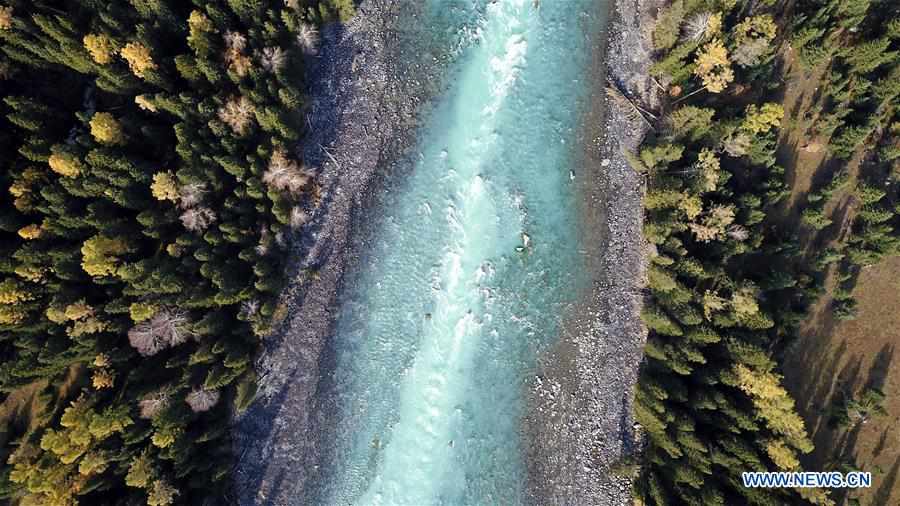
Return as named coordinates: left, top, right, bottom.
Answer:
left=0, top=1, right=354, bottom=504
left=633, top=0, right=900, bottom=505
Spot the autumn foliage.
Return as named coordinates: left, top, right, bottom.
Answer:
left=0, top=0, right=347, bottom=503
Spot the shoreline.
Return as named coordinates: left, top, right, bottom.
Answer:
left=233, top=0, right=659, bottom=503
left=231, top=1, right=424, bottom=502
left=524, top=0, right=658, bottom=504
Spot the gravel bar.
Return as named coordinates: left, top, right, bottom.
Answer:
left=523, top=0, right=660, bottom=504
left=231, top=2, right=422, bottom=503
left=232, top=0, right=660, bottom=503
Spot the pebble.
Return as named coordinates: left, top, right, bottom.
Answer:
left=236, top=0, right=658, bottom=504
left=524, top=0, right=658, bottom=504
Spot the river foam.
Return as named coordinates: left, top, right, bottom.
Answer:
left=315, top=1, right=600, bottom=504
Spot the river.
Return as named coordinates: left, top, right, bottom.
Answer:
left=312, top=1, right=604, bottom=504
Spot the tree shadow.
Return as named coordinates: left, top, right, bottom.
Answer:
left=808, top=354, right=862, bottom=465
left=871, top=456, right=900, bottom=506
left=232, top=370, right=298, bottom=505
left=835, top=419, right=864, bottom=467
left=865, top=343, right=895, bottom=393
left=873, top=426, right=892, bottom=458
left=806, top=343, right=896, bottom=484
left=231, top=17, right=354, bottom=506
left=818, top=195, right=855, bottom=249
left=836, top=355, right=864, bottom=394
left=800, top=333, right=845, bottom=411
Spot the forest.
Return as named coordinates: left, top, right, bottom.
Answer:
left=3, top=0, right=898, bottom=504
left=0, top=0, right=353, bottom=504
left=634, top=0, right=900, bottom=504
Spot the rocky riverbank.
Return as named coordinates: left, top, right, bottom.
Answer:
left=231, top=1, right=425, bottom=503
left=233, top=0, right=661, bottom=503
left=523, top=0, right=660, bottom=504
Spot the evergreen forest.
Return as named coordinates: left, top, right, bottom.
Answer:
left=0, top=1, right=352, bottom=504
left=634, top=0, right=900, bottom=504
left=3, top=0, right=900, bottom=505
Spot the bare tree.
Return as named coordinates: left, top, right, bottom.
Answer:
left=222, top=30, right=251, bottom=76
left=296, top=23, right=320, bottom=56
left=259, top=47, right=287, bottom=73
left=722, top=133, right=751, bottom=157
left=682, top=12, right=715, bottom=42
left=178, top=182, right=207, bottom=209
left=0, top=61, right=12, bottom=80
left=689, top=205, right=735, bottom=243
left=128, top=308, right=194, bottom=356
left=138, top=390, right=170, bottom=419
left=733, top=38, right=770, bottom=68
left=223, top=30, right=247, bottom=52
left=255, top=227, right=272, bottom=256
left=239, top=299, right=260, bottom=320
left=727, top=224, right=750, bottom=241
left=180, top=206, right=217, bottom=232
left=289, top=206, right=310, bottom=229
left=218, top=96, right=255, bottom=135
left=148, top=479, right=178, bottom=506
left=185, top=388, right=220, bottom=413
left=263, top=148, right=314, bottom=196
left=606, top=81, right=656, bottom=129
left=129, top=328, right=166, bottom=357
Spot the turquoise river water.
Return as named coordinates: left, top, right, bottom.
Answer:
left=320, top=1, right=602, bottom=504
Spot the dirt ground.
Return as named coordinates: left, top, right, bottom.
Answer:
left=776, top=46, right=900, bottom=506
left=784, top=257, right=900, bottom=506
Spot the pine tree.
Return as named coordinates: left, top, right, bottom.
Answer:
left=0, top=1, right=327, bottom=502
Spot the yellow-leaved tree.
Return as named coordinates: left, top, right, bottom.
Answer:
left=733, top=363, right=813, bottom=467
left=187, top=10, right=214, bottom=50
left=0, top=278, right=33, bottom=325
left=129, top=301, right=158, bottom=322
left=765, top=439, right=799, bottom=470
left=695, top=148, right=720, bottom=192
left=732, top=15, right=778, bottom=67
left=742, top=103, right=785, bottom=135
left=11, top=395, right=133, bottom=506
left=83, top=33, right=117, bottom=64
left=92, top=368, right=115, bottom=389
left=81, top=234, right=130, bottom=277
left=120, top=42, right=156, bottom=78
left=90, top=112, right=124, bottom=145
left=0, top=5, right=12, bottom=30
left=694, top=38, right=734, bottom=93
left=48, top=151, right=84, bottom=177
left=151, top=171, right=179, bottom=202
left=126, top=451, right=155, bottom=488
left=17, top=224, right=42, bottom=240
